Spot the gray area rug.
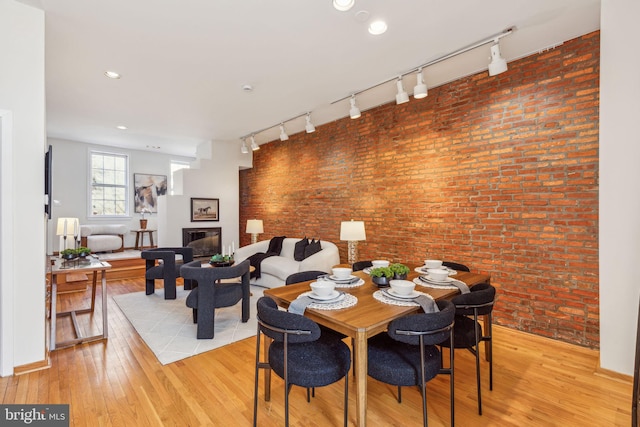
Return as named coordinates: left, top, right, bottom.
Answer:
left=113, top=285, right=264, bottom=365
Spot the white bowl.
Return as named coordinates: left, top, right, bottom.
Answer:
left=427, top=268, right=449, bottom=282
left=310, top=281, right=335, bottom=297
left=332, top=267, right=352, bottom=279
left=389, top=280, right=415, bottom=296
left=371, top=260, right=390, bottom=269
left=425, top=259, right=443, bottom=269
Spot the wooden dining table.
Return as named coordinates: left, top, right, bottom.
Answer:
left=263, top=266, right=491, bottom=427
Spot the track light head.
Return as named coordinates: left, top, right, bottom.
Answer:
left=413, top=69, right=428, bottom=99
left=250, top=135, right=259, bottom=151
left=241, top=138, right=249, bottom=154
left=279, top=124, right=289, bottom=141
left=349, top=95, right=361, bottom=119
left=488, top=41, right=508, bottom=76
left=395, top=78, right=409, bottom=105
left=305, top=113, right=316, bottom=133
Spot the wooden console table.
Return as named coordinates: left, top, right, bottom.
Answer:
left=132, top=229, right=155, bottom=250
left=49, top=256, right=111, bottom=350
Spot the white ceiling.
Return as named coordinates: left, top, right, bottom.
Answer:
left=26, top=0, right=600, bottom=157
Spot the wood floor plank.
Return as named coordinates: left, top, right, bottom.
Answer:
left=1, top=277, right=633, bottom=426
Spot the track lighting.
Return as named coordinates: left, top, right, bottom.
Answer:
left=333, top=0, right=354, bottom=12
left=305, top=113, right=316, bottom=133
left=349, top=95, right=361, bottom=119
left=241, top=138, right=249, bottom=154
left=488, top=40, right=508, bottom=76
left=279, top=124, right=289, bottom=141
left=413, top=68, right=428, bottom=99
left=250, top=135, right=259, bottom=151
left=395, top=78, right=409, bottom=105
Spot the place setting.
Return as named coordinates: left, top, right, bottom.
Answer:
left=413, top=266, right=470, bottom=294
left=288, top=279, right=358, bottom=315
left=414, top=259, right=458, bottom=275
left=373, top=280, right=440, bottom=313
left=318, top=267, right=365, bottom=288
left=362, top=259, right=390, bottom=275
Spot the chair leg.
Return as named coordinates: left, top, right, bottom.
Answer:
left=475, top=331, right=483, bottom=415
left=344, top=374, right=349, bottom=427
left=253, top=328, right=261, bottom=427
left=397, top=386, right=402, bottom=403
left=192, top=308, right=197, bottom=324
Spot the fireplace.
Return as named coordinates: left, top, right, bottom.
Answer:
left=182, top=227, right=221, bottom=258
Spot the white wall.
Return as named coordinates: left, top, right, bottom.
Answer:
left=0, top=0, right=46, bottom=373
left=47, top=138, right=194, bottom=253
left=599, top=0, right=640, bottom=375
left=159, top=140, right=251, bottom=252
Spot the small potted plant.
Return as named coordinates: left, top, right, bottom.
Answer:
left=60, top=248, right=78, bottom=260
left=370, top=266, right=393, bottom=287
left=76, top=246, right=91, bottom=258
left=139, top=208, right=149, bottom=229
left=209, top=253, right=233, bottom=267
left=390, top=263, right=410, bottom=280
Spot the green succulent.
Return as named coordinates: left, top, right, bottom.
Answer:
left=370, top=267, right=393, bottom=278
left=389, top=263, right=410, bottom=275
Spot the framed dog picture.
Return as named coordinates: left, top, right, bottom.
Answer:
left=134, top=173, right=167, bottom=213
left=191, top=198, right=219, bottom=222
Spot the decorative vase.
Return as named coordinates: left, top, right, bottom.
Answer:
left=140, top=219, right=148, bottom=229
left=372, top=276, right=390, bottom=287
left=393, top=273, right=408, bottom=280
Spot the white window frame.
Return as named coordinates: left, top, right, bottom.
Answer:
left=88, top=150, right=130, bottom=218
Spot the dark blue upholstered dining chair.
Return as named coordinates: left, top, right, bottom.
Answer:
left=285, top=270, right=327, bottom=285
left=253, top=296, right=351, bottom=427
left=180, top=259, right=251, bottom=339
left=440, top=282, right=496, bottom=415
left=367, top=300, right=456, bottom=427
left=352, top=260, right=373, bottom=272
left=141, top=247, right=193, bottom=299
left=442, top=261, right=471, bottom=272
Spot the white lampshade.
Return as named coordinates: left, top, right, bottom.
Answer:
left=340, top=220, right=366, bottom=241
left=246, top=219, right=264, bottom=234
left=56, top=217, right=80, bottom=236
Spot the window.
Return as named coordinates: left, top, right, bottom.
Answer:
left=90, top=151, right=128, bottom=216
left=170, top=160, right=190, bottom=195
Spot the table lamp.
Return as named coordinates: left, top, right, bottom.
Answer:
left=246, top=219, right=264, bottom=244
left=56, top=217, right=80, bottom=252
left=340, top=220, right=366, bottom=265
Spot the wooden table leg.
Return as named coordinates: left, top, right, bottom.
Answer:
left=149, top=231, right=154, bottom=247
left=135, top=232, right=141, bottom=250
left=355, top=329, right=367, bottom=427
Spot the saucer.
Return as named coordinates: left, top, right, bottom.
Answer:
left=419, top=276, right=453, bottom=285
left=330, top=275, right=357, bottom=282
left=307, top=290, right=341, bottom=301
left=384, top=288, right=420, bottom=299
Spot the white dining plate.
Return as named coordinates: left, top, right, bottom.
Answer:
left=384, top=288, right=421, bottom=299
left=307, top=290, right=341, bottom=301
left=329, top=275, right=357, bottom=282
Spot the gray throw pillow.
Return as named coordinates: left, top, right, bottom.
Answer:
left=303, top=239, right=322, bottom=259
left=294, top=237, right=309, bottom=261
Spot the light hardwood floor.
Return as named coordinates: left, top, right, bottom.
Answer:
left=1, top=278, right=633, bottom=426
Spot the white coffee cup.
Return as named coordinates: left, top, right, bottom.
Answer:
left=425, top=259, right=443, bottom=269
left=310, top=280, right=335, bottom=297
left=427, top=268, right=449, bottom=282
left=389, top=280, right=415, bottom=296
left=371, top=260, right=390, bottom=269
left=332, top=267, right=352, bottom=279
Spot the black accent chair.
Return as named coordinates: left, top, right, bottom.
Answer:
left=442, top=261, right=470, bottom=272
left=441, top=283, right=496, bottom=415
left=352, top=260, right=373, bottom=272
left=367, top=300, right=456, bottom=427
left=180, top=259, right=251, bottom=339
left=253, top=297, right=351, bottom=427
left=141, top=247, right=194, bottom=300
left=285, top=270, right=327, bottom=285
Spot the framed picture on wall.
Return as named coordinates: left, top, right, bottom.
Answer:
left=134, top=173, right=167, bottom=213
left=191, top=198, right=219, bottom=222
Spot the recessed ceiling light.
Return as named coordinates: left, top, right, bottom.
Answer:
left=104, top=71, right=121, bottom=79
left=242, top=84, right=253, bottom=92
left=146, top=145, right=161, bottom=150
left=116, top=125, right=127, bottom=130
left=368, top=20, right=387, bottom=35
left=333, top=0, right=354, bottom=11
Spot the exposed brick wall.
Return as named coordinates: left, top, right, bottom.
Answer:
left=240, top=32, right=600, bottom=348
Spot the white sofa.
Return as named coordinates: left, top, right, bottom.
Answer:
left=80, top=224, right=127, bottom=253
left=233, top=238, right=340, bottom=288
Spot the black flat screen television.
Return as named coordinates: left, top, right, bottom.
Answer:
left=45, top=145, right=52, bottom=219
